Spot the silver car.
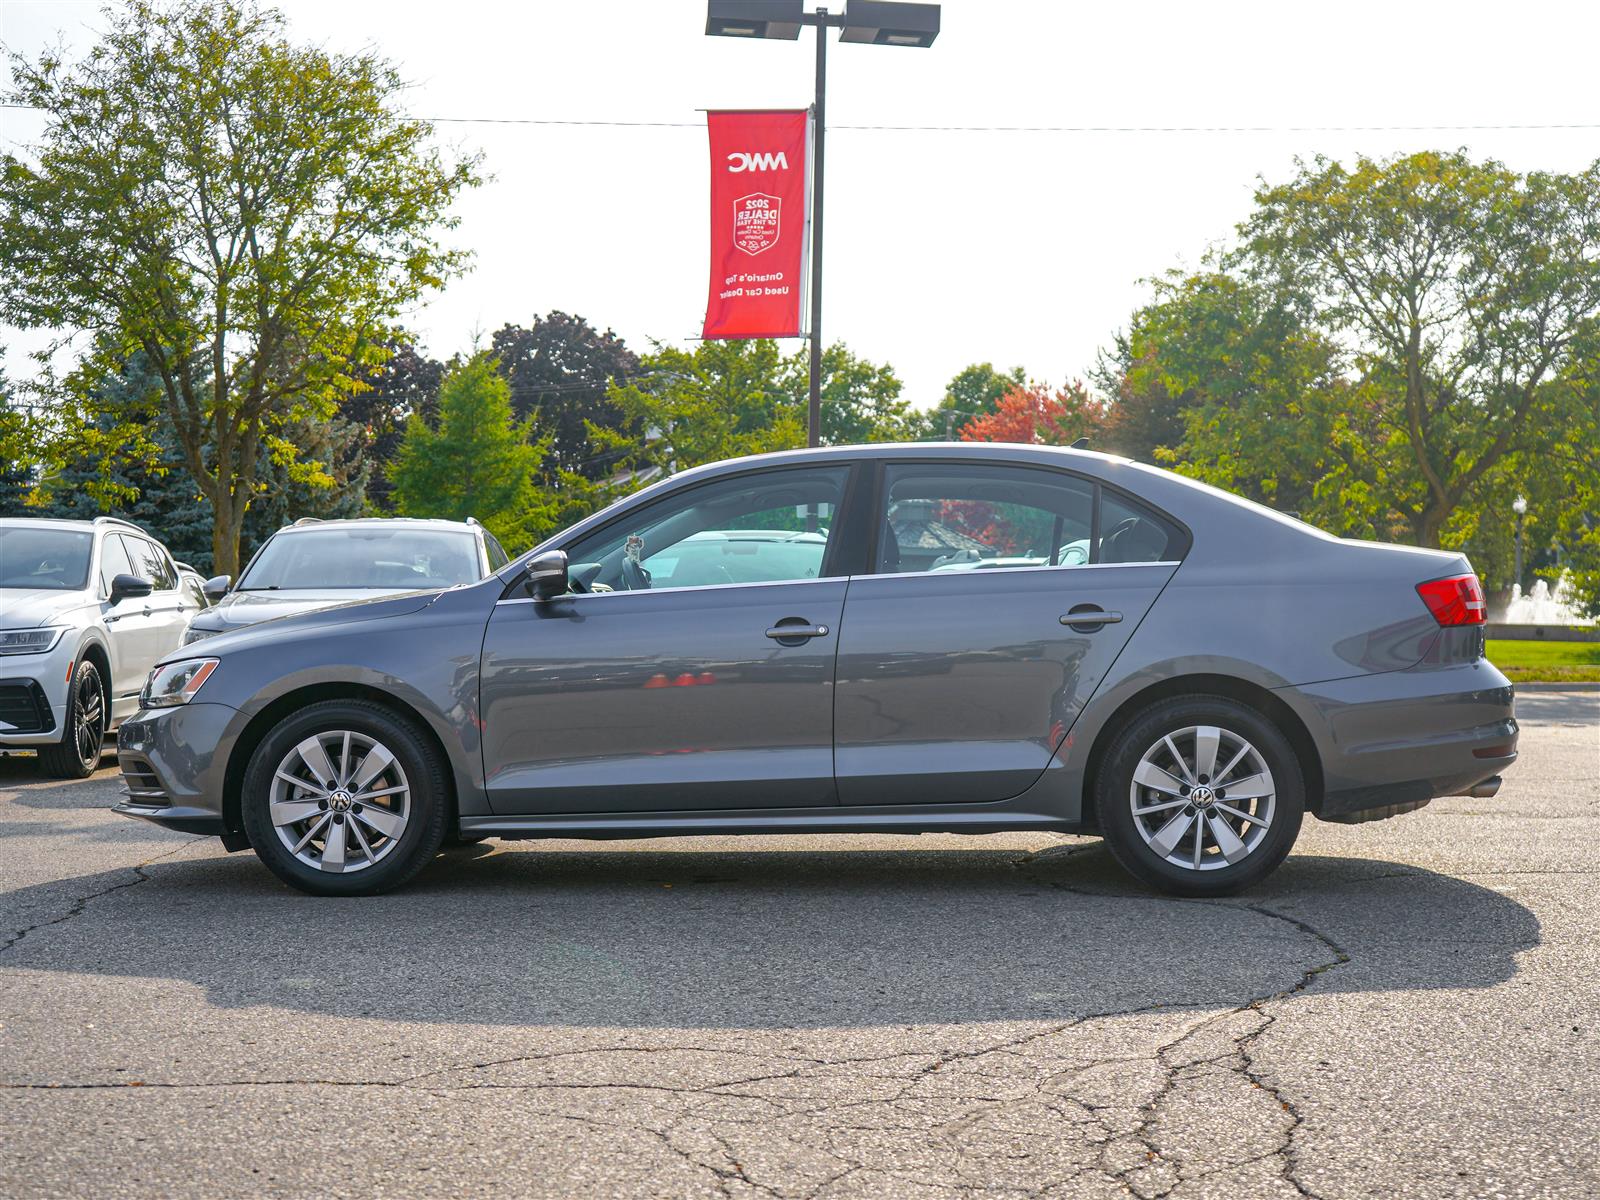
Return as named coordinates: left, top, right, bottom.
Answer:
left=183, top=516, right=510, bottom=645
left=0, top=516, right=201, bottom=777
left=113, top=444, right=1516, bottom=897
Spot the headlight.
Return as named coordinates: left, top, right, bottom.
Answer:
left=182, top=626, right=217, bottom=646
left=142, top=658, right=219, bottom=708
left=0, top=628, right=66, bottom=655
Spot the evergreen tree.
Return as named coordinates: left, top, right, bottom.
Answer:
left=389, top=354, right=549, bottom=549
left=0, top=355, right=35, bottom=514
left=343, top=334, right=444, bottom=512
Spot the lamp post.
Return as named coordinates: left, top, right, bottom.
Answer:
left=1512, top=495, right=1528, bottom=592
left=706, top=0, right=941, bottom=448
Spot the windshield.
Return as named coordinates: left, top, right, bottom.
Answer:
left=238, top=528, right=481, bottom=591
left=0, top=527, right=94, bottom=591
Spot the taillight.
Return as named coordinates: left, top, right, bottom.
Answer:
left=1416, top=573, right=1486, bottom=626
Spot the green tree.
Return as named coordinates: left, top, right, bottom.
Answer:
left=1108, top=152, right=1600, bottom=571
left=1237, top=151, right=1600, bottom=546
left=389, top=354, right=548, bottom=549
left=604, top=339, right=805, bottom=478
left=1120, top=271, right=1358, bottom=522
left=781, top=342, right=927, bottom=445
left=1090, top=334, right=1186, bottom=464
left=30, top=352, right=370, bottom=572
left=0, top=1, right=479, bottom=575
left=603, top=339, right=917, bottom=486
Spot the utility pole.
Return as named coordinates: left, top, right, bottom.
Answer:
left=706, top=2, right=941, bottom=448
left=806, top=9, right=830, bottom=448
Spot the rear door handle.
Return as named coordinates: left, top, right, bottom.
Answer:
left=766, top=623, right=830, bottom=640
left=1060, top=610, right=1122, bottom=627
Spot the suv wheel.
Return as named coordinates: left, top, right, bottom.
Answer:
left=39, top=660, right=106, bottom=780
left=1095, top=696, right=1305, bottom=897
left=241, top=700, right=448, bottom=896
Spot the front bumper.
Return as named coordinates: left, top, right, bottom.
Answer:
left=112, top=701, right=240, bottom=835
left=1281, top=658, right=1517, bottom=822
left=0, top=637, right=77, bottom=745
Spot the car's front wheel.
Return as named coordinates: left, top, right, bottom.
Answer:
left=1095, top=696, right=1305, bottom=897
left=38, top=659, right=106, bottom=780
left=241, top=700, right=448, bottom=896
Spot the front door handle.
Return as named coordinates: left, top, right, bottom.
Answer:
left=1060, top=609, right=1122, bottom=627
left=766, top=622, right=830, bottom=641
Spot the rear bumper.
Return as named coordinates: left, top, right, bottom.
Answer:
left=1278, top=659, right=1517, bottom=822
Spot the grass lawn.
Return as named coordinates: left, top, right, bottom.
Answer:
left=1486, top=638, right=1600, bottom=683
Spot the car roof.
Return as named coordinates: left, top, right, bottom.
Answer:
left=0, top=517, right=108, bottom=532
left=271, top=518, right=481, bottom=536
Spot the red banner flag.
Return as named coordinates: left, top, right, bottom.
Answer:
left=702, top=110, right=810, bottom=340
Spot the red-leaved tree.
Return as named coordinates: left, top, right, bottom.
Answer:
left=957, top=381, right=1106, bottom=446
left=941, top=382, right=1108, bottom=551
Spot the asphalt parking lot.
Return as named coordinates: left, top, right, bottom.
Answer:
left=1, top=692, right=1596, bottom=1199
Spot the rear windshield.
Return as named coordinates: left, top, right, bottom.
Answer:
left=238, top=528, right=481, bottom=591
left=0, top=527, right=93, bottom=591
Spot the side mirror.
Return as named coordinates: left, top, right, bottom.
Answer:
left=202, top=574, right=231, bottom=603
left=110, top=573, right=154, bottom=602
left=522, top=550, right=569, bottom=601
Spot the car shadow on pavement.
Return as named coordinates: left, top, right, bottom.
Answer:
left=0, top=840, right=1540, bottom=1029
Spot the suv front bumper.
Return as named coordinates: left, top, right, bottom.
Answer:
left=0, top=637, right=77, bottom=746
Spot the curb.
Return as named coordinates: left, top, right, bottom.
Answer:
left=1514, top=682, right=1600, bottom=693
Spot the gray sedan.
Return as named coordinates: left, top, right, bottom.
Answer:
left=112, top=444, right=1516, bottom=897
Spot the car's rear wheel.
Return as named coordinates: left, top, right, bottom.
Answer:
left=241, top=700, right=448, bottom=896
left=1095, top=696, right=1304, bottom=897
left=39, top=660, right=106, bottom=780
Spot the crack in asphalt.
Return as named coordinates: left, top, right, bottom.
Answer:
left=1, top=837, right=1353, bottom=1198
left=1016, top=843, right=1350, bottom=1199
left=0, top=837, right=200, bottom=959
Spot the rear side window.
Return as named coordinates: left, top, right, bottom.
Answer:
left=877, top=464, right=1096, bottom=574
left=873, top=463, right=1184, bottom=574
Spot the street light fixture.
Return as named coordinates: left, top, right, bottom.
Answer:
left=1512, top=494, right=1528, bottom=591
left=705, top=1, right=802, bottom=39
left=706, top=0, right=941, bottom=448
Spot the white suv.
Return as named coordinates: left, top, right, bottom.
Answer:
left=0, top=517, right=201, bottom=777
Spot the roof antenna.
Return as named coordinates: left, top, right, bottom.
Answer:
left=1069, top=437, right=1090, bottom=450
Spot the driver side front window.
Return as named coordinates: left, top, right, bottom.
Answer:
left=565, top=466, right=850, bottom=594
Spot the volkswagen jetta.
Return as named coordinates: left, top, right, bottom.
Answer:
left=113, top=444, right=1516, bottom=897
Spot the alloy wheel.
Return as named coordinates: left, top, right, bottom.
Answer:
left=1127, top=724, right=1276, bottom=871
left=269, top=730, right=411, bottom=874
left=73, top=668, right=105, bottom=768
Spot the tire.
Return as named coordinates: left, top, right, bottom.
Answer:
left=1094, top=695, right=1305, bottom=897
left=241, top=700, right=449, bottom=896
left=39, top=659, right=106, bottom=780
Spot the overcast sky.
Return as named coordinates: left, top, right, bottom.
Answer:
left=4, top=0, right=1600, bottom=407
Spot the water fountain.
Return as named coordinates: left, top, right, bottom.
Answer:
left=1501, top=571, right=1594, bottom=626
